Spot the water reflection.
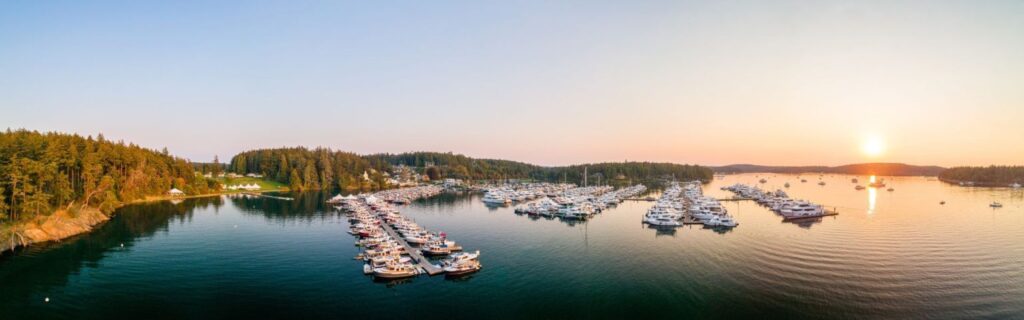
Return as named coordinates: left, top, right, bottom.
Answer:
left=867, top=187, right=878, bottom=215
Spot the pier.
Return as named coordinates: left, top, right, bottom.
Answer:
left=379, top=222, right=444, bottom=276
left=241, top=192, right=294, bottom=201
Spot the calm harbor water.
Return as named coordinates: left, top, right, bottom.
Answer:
left=2, top=174, right=1023, bottom=319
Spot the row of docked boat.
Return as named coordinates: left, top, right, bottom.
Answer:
left=329, top=185, right=443, bottom=205
left=642, top=182, right=738, bottom=228
left=508, top=184, right=646, bottom=220
left=723, top=184, right=830, bottom=220
left=335, top=190, right=481, bottom=279
left=481, top=183, right=576, bottom=205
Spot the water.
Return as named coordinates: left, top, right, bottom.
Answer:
left=2, top=174, right=1023, bottom=319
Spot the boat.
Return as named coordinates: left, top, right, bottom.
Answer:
left=990, top=202, right=1003, bottom=208
left=801, top=179, right=807, bottom=183
left=818, top=181, right=826, bottom=186
left=443, top=259, right=482, bottom=276
left=784, top=182, right=790, bottom=188
left=644, top=214, right=681, bottom=226
left=940, top=201, right=946, bottom=205
left=372, top=263, right=420, bottom=279
left=421, top=242, right=454, bottom=256
left=851, top=178, right=858, bottom=183
left=868, top=179, right=886, bottom=188
left=482, top=192, right=510, bottom=205
left=759, top=179, right=767, bottom=184
left=855, top=185, right=865, bottom=190
left=887, top=188, right=894, bottom=192
left=1012, top=183, right=1022, bottom=188
left=704, top=215, right=738, bottom=228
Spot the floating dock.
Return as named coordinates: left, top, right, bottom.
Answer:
left=379, top=222, right=444, bottom=276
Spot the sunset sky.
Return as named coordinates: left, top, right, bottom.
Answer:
left=2, top=1, right=1022, bottom=166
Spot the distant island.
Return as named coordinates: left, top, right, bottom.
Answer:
left=938, top=166, right=1024, bottom=187
left=713, top=163, right=946, bottom=176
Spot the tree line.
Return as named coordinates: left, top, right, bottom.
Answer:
left=939, top=166, right=1024, bottom=185
left=364, top=152, right=713, bottom=185
left=229, top=147, right=391, bottom=192
left=0, top=129, right=215, bottom=221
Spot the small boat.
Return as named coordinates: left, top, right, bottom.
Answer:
left=818, top=181, right=826, bottom=186
left=851, top=178, right=858, bottom=183
left=855, top=185, right=866, bottom=190
left=801, top=179, right=807, bottom=183
left=759, top=179, right=767, bottom=184
left=784, top=182, right=790, bottom=188
left=887, top=188, right=894, bottom=192
left=1012, top=183, right=1022, bottom=188
left=940, top=201, right=946, bottom=205
left=990, top=202, right=1003, bottom=208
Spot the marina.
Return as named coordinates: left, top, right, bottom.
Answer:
left=333, top=185, right=480, bottom=279
left=2, top=173, right=1024, bottom=318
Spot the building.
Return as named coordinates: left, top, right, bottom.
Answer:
left=168, top=188, right=185, bottom=197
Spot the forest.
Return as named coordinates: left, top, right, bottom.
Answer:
left=229, top=147, right=391, bottom=192
left=233, top=150, right=713, bottom=190
left=0, top=129, right=215, bottom=222
left=938, top=166, right=1024, bottom=185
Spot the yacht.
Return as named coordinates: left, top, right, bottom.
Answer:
left=868, top=179, right=886, bottom=188
left=780, top=202, right=825, bottom=219
left=644, top=214, right=681, bottom=226
left=373, top=263, right=420, bottom=279
left=482, top=192, right=510, bottom=205
left=443, top=259, right=482, bottom=276
left=990, top=202, right=1003, bottom=208
left=704, top=215, right=738, bottom=228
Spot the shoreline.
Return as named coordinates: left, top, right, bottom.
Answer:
left=1, top=188, right=289, bottom=255
left=937, top=177, right=1022, bottom=188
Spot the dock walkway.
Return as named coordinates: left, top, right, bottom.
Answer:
left=379, top=222, right=444, bottom=276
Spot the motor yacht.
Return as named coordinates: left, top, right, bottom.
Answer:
left=373, top=263, right=420, bottom=279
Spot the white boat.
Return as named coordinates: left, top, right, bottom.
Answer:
left=443, top=259, right=482, bottom=276
left=1012, top=183, right=1022, bottom=188
left=644, top=214, right=681, bottom=226
left=704, top=215, right=738, bottom=228
left=372, top=263, right=420, bottom=279
left=482, top=192, right=510, bottom=205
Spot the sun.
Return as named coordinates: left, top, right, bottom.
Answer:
left=861, top=135, right=885, bottom=157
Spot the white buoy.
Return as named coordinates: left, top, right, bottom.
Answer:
left=120, top=243, right=124, bottom=247
left=44, top=297, right=50, bottom=303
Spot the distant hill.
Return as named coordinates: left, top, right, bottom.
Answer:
left=713, top=163, right=945, bottom=176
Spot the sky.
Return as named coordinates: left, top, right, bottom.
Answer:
left=1, top=1, right=1022, bottom=167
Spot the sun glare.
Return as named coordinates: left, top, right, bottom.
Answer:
left=862, top=136, right=885, bottom=157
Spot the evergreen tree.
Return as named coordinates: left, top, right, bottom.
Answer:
left=289, top=169, right=303, bottom=191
